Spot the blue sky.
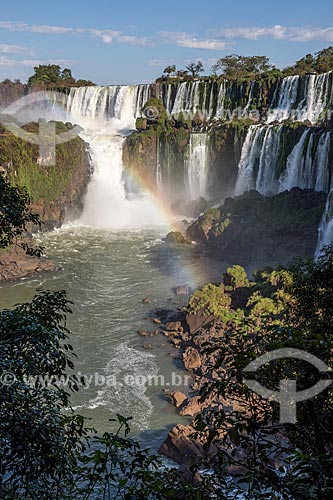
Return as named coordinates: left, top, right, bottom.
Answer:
left=0, top=0, right=333, bottom=85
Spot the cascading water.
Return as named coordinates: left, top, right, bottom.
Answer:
left=158, top=71, right=332, bottom=124
left=65, top=76, right=333, bottom=242
left=66, top=85, right=165, bottom=228
left=267, top=72, right=333, bottom=124
left=279, top=129, right=311, bottom=191
left=235, top=125, right=331, bottom=196
left=235, top=125, right=268, bottom=195
left=185, top=133, right=209, bottom=200
left=215, top=80, right=227, bottom=119
left=317, top=189, right=333, bottom=252
left=267, top=76, right=300, bottom=123
left=170, top=81, right=200, bottom=116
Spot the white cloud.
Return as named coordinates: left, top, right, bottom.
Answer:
left=117, top=35, right=150, bottom=46
left=0, top=21, right=73, bottom=34
left=89, top=29, right=122, bottom=44
left=214, top=25, right=333, bottom=42
left=0, top=44, right=32, bottom=54
left=0, top=56, right=72, bottom=67
left=159, top=31, right=228, bottom=50
left=0, top=20, right=151, bottom=46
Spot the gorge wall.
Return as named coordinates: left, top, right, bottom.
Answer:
left=1, top=71, right=333, bottom=259
left=120, top=73, right=333, bottom=249
left=0, top=121, right=89, bottom=229
left=0, top=121, right=89, bottom=281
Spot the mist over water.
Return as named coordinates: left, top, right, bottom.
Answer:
left=66, top=85, right=166, bottom=229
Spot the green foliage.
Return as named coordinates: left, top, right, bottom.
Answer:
left=0, top=123, right=86, bottom=202
left=186, top=61, right=204, bottom=78
left=193, top=248, right=333, bottom=498
left=176, top=70, right=189, bottom=79
left=135, top=117, right=147, bottom=131
left=142, top=98, right=168, bottom=127
left=28, top=64, right=63, bottom=85
left=0, top=288, right=221, bottom=499
left=188, top=283, right=232, bottom=321
left=223, top=264, right=249, bottom=290
left=27, top=64, right=95, bottom=88
left=285, top=46, right=333, bottom=75
left=201, top=207, right=220, bottom=227
left=0, top=172, right=41, bottom=249
left=163, top=65, right=176, bottom=76
left=165, top=231, right=187, bottom=243
left=212, top=54, right=275, bottom=79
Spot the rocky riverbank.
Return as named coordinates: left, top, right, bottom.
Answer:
left=145, top=264, right=287, bottom=467
left=0, top=239, right=56, bottom=281
left=151, top=307, right=225, bottom=465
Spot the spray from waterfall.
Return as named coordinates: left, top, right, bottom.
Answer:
left=66, top=85, right=166, bottom=229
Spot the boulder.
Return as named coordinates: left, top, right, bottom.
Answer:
left=137, top=329, right=147, bottom=336
left=172, top=284, right=192, bottom=296
left=182, top=347, right=202, bottom=371
left=165, top=231, right=187, bottom=244
left=179, top=396, right=202, bottom=416
left=165, top=320, right=182, bottom=331
left=168, top=391, right=187, bottom=408
left=158, top=424, right=203, bottom=465
left=185, top=308, right=216, bottom=334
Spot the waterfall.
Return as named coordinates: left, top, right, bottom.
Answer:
left=279, top=129, right=311, bottom=191
left=235, top=124, right=284, bottom=196
left=280, top=130, right=331, bottom=192
left=215, top=80, right=227, bottom=119
left=317, top=190, right=333, bottom=252
left=186, top=133, right=209, bottom=200
left=242, top=80, right=256, bottom=117
left=235, top=125, right=331, bottom=196
left=316, top=134, right=333, bottom=250
left=267, top=72, right=333, bottom=124
left=267, top=76, right=300, bottom=123
left=67, top=84, right=151, bottom=125
left=66, top=85, right=164, bottom=228
left=171, top=81, right=200, bottom=117
left=315, top=133, right=331, bottom=192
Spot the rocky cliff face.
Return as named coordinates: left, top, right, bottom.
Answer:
left=122, top=121, right=250, bottom=209
left=0, top=122, right=90, bottom=280
left=186, top=188, right=326, bottom=270
left=0, top=122, right=89, bottom=230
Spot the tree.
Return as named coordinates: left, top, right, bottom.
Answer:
left=0, top=173, right=41, bottom=251
left=192, top=248, right=333, bottom=498
left=176, top=69, right=189, bottom=79
left=76, top=79, right=96, bottom=87
left=27, top=65, right=96, bottom=87
left=186, top=61, right=204, bottom=78
left=28, top=64, right=62, bottom=85
left=163, top=65, right=176, bottom=77
left=285, top=47, right=333, bottom=75
left=61, top=67, right=75, bottom=84
left=212, top=54, right=274, bottom=78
